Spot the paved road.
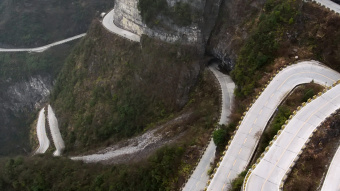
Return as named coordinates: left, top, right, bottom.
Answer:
left=0, top=34, right=86, bottom=53
left=245, top=83, right=340, bottom=191
left=102, top=9, right=141, bottom=42
left=35, top=108, right=50, bottom=154
left=182, top=64, right=235, bottom=191
left=321, top=144, right=340, bottom=191
left=313, top=0, right=340, bottom=13
left=47, top=105, right=65, bottom=156
left=207, top=61, right=340, bottom=191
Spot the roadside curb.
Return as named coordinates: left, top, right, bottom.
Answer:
left=207, top=63, right=293, bottom=191
left=242, top=79, right=340, bottom=191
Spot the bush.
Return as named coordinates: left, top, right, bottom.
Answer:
left=231, top=0, right=299, bottom=97
left=213, top=128, right=227, bottom=147
left=301, top=89, right=315, bottom=102
left=230, top=170, right=247, bottom=191
left=213, top=123, right=237, bottom=148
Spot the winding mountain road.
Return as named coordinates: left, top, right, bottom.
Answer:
left=244, top=83, right=340, bottom=191
left=0, top=34, right=86, bottom=53
left=102, top=9, right=141, bottom=42
left=207, top=61, right=340, bottom=191
left=313, top=0, right=340, bottom=13
left=35, top=108, right=50, bottom=154
left=321, top=144, right=340, bottom=191
left=47, top=105, right=65, bottom=156
left=182, top=64, right=235, bottom=191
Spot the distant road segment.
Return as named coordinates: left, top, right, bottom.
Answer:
left=102, top=9, right=141, bottom=42
left=321, top=144, right=340, bottom=191
left=47, top=105, right=65, bottom=156
left=0, top=34, right=86, bottom=53
left=35, top=108, right=50, bottom=154
left=207, top=61, right=340, bottom=191
left=245, top=84, right=340, bottom=191
left=182, top=63, right=235, bottom=191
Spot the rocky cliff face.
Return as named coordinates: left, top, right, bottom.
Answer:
left=0, top=75, right=53, bottom=155
left=5, top=76, right=52, bottom=112
left=113, top=0, right=221, bottom=46
left=206, top=0, right=266, bottom=71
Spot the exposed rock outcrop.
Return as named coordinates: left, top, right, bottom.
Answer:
left=207, top=0, right=266, bottom=71
left=0, top=75, right=53, bottom=155
left=113, top=0, right=221, bottom=46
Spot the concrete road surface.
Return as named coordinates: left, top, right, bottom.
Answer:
left=207, top=61, right=340, bottom=191
left=321, top=145, right=340, bottom=191
left=35, top=108, right=50, bottom=154
left=313, top=0, right=340, bottom=13
left=182, top=64, right=235, bottom=191
left=102, top=9, right=140, bottom=42
left=245, top=83, right=340, bottom=191
left=0, top=34, right=86, bottom=53
left=47, top=105, right=65, bottom=156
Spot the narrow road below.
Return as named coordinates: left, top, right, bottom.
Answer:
left=47, top=105, right=65, bottom=156
left=207, top=61, right=340, bottom=191
left=182, top=63, right=235, bottom=191
left=35, top=108, right=50, bottom=154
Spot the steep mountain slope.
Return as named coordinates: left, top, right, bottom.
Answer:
left=0, top=44, right=76, bottom=156
left=51, top=21, right=203, bottom=151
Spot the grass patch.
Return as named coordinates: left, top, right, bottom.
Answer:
left=231, top=0, right=300, bottom=98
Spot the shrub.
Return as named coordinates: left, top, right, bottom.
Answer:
left=301, top=89, right=315, bottom=102
left=213, top=128, right=227, bottom=147
left=231, top=0, right=299, bottom=97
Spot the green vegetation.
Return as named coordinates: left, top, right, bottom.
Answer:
left=51, top=21, right=201, bottom=151
left=258, top=106, right=291, bottom=153
left=213, top=128, right=227, bottom=147
left=0, top=146, right=184, bottom=191
left=0, top=57, right=220, bottom=191
left=0, top=45, right=73, bottom=82
left=230, top=170, right=247, bottom=191
left=301, top=88, right=314, bottom=102
left=138, top=0, right=197, bottom=27
left=213, top=123, right=236, bottom=149
left=231, top=0, right=299, bottom=97
left=0, top=0, right=114, bottom=46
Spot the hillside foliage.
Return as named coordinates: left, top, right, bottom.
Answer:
left=51, top=21, right=201, bottom=151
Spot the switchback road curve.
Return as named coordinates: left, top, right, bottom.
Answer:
left=207, top=61, right=340, bottom=191
left=244, top=82, right=340, bottom=191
